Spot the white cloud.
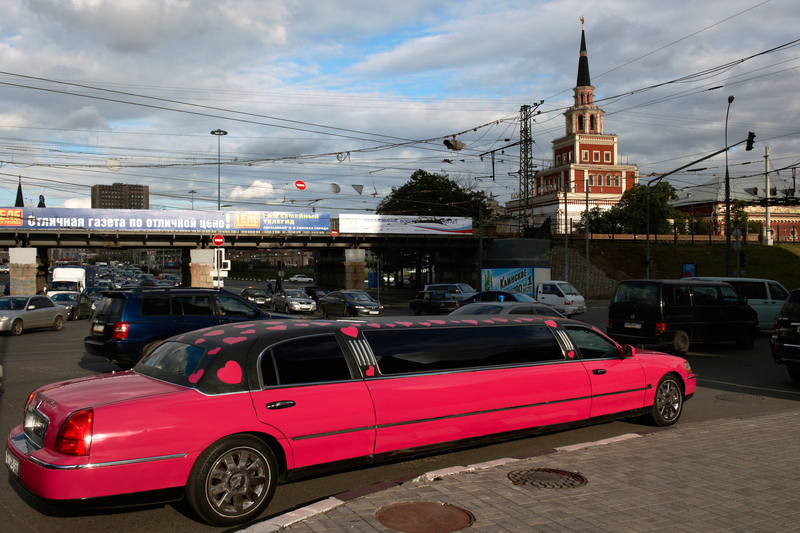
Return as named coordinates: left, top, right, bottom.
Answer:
left=62, top=197, right=92, bottom=208
left=229, top=180, right=278, bottom=200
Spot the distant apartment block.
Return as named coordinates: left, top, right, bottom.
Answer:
left=91, top=183, right=149, bottom=209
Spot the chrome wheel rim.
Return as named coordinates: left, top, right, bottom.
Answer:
left=656, top=380, right=681, bottom=422
left=205, top=446, right=268, bottom=518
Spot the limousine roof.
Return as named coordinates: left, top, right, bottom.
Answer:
left=138, top=315, right=576, bottom=395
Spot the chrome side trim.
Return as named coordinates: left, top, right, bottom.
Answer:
left=27, top=453, right=188, bottom=471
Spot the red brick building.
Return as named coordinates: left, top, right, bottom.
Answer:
left=520, top=23, right=639, bottom=233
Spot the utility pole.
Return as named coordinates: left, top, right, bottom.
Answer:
left=765, top=146, right=772, bottom=245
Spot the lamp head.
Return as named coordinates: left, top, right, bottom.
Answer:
left=727, top=95, right=735, bottom=104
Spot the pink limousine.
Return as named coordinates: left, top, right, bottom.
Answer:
left=6, top=316, right=695, bottom=526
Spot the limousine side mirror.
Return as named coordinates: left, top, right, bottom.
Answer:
left=622, top=345, right=636, bottom=359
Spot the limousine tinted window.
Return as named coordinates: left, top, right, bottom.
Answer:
left=565, top=327, right=619, bottom=359
left=262, top=334, right=352, bottom=386
left=365, top=325, right=564, bottom=375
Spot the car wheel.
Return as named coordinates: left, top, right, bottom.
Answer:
left=51, top=315, right=63, bottom=331
left=11, top=319, right=23, bottom=336
left=670, top=330, right=690, bottom=356
left=413, top=307, right=421, bottom=316
left=186, top=435, right=277, bottom=527
left=735, top=327, right=756, bottom=349
left=646, top=374, right=683, bottom=427
left=319, top=306, right=328, bottom=318
left=787, top=366, right=800, bottom=382
left=344, top=307, right=353, bottom=318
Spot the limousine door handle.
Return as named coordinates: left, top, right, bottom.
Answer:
left=592, top=369, right=607, bottom=375
left=266, top=400, right=296, bottom=410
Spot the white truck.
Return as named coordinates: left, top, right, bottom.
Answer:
left=48, top=266, right=96, bottom=294
left=535, top=281, right=586, bottom=318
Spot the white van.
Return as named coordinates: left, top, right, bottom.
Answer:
left=535, top=281, right=587, bottom=318
left=689, top=277, right=789, bottom=330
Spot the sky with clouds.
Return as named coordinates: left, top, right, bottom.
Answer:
left=0, top=0, right=798, bottom=214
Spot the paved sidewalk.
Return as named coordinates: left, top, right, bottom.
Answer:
left=244, top=409, right=800, bottom=532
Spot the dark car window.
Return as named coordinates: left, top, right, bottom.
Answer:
left=612, top=281, right=660, bottom=307
left=137, top=341, right=206, bottom=387
left=565, top=327, right=618, bottom=359
left=769, top=283, right=789, bottom=301
left=667, top=286, right=691, bottom=306
left=692, top=286, right=719, bottom=306
left=141, top=295, right=171, bottom=316
left=720, top=286, right=741, bottom=304
left=366, top=325, right=564, bottom=375
left=262, top=335, right=352, bottom=386
left=94, top=296, right=124, bottom=320
left=508, top=306, right=534, bottom=314
left=215, top=295, right=258, bottom=317
left=735, top=281, right=768, bottom=300
left=452, top=305, right=502, bottom=315
left=173, top=295, right=214, bottom=315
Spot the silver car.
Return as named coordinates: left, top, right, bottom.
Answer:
left=272, top=289, right=316, bottom=314
left=0, top=295, right=66, bottom=335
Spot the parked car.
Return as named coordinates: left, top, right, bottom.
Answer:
left=0, top=295, right=66, bottom=335
left=84, top=288, right=293, bottom=369
left=288, top=274, right=313, bottom=283
left=157, top=273, right=182, bottom=287
left=450, top=301, right=564, bottom=317
left=423, top=283, right=478, bottom=302
left=240, top=287, right=273, bottom=309
left=461, top=290, right=538, bottom=304
left=409, top=290, right=459, bottom=315
left=771, top=289, right=800, bottom=381
left=272, top=289, right=317, bottom=314
left=7, top=316, right=695, bottom=526
left=303, top=287, right=330, bottom=304
left=607, top=279, right=760, bottom=356
left=49, top=291, right=93, bottom=320
left=689, top=277, right=789, bottom=330
left=0, top=264, right=9, bottom=274
left=318, top=290, right=385, bottom=318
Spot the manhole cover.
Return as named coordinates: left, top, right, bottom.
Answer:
left=377, top=502, right=475, bottom=533
left=715, top=393, right=766, bottom=402
left=507, top=468, right=587, bottom=489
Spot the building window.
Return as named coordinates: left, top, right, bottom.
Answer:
left=606, top=175, right=612, bottom=187
left=582, top=150, right=589, bottom=162
left=605, top=152, right=611, bottom=162
left=590, top=115, right=596, bottom=130
left=615, top=175, right=620, bottom=187
left=593, top=151, right=600, bottom=162
left=556, top=155, right=561, bottom=165
left=578, top=115, right=584, bottom=131
left=588, top=175, right=594, bottom=186
left=569, top=152, right=573, bottom=163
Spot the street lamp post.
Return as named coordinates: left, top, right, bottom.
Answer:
left=189, top=190, right=197, bottom=210
left=725, top=95, right=734, bottom=276
left=210, top=129, right=228, bottom=210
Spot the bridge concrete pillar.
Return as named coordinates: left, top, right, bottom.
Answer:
left=315, top=248, right=366, bottom=290
left=8, top=247, right=48, bottom=295
left=189, top=249, right=215, bottom=288
left=180, top=248, right=192, bottom=287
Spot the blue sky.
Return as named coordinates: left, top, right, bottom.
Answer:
left=0, top=0, right=798, bottom=213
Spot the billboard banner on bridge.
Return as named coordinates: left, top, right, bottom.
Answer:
left=0, top=207, right=331, bottom=233
left=338, top=214, right=472, bottom=235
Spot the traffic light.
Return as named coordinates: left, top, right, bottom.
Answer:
left=746, top=131, right=756, bottom=151
left=739, top=251, right=747, bottom=267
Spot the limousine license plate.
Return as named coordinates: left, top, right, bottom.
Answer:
left=5, top=449, right=20, bottom=478
left=92, top=323, right=105, bottom=334
left=624, top=322, right=642, bottom=329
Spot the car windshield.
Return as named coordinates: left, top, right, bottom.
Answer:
left=612, top=281, right=660, bottom=307
left=0, top=297, right=29, bottom=310
left=50, top=281, right=79, bottom=291
left=286, top=290, right=308, bottom=298
left=345, top=292, right=373, bottom=302
left=430, top=292, right=450, bottom=299
left=450, top=304, right=502, bottom=315
left=556, top=283, right=581, bottom=295
left=137, top=341, right=206, bottom=386
left=511, top=293, right=536, bottom=302
left=245, top=289, right=267, bottom=297
left=51, top=293, right=78, bottom=302
left=456, top=284, right=476, bottom=293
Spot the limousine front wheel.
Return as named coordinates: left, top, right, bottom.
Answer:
left=186, top=435, right=278, bottom=527
left=648, top=375, right=683, bottom=427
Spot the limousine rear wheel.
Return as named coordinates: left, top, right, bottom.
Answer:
left=648, top=375, right=683, bottom=427
left=186, top=435, right=277, bottom=527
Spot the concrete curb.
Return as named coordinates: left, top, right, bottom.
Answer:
left=240, top=429, right=666, bottom=532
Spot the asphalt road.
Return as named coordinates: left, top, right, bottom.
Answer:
left=1, top=279, right=799, bottom=532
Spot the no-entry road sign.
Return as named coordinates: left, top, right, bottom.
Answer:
left=212, top=234, right=225, bottom=246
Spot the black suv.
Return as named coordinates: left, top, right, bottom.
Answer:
left=84, top=288, right=292, bottom=368
left=771, top=289, right=800, bottom=381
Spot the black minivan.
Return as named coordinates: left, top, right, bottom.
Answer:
left=607, top=279, right=760, bottom=356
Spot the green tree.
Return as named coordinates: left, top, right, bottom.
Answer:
left=615, top=181, right=678, bottom=234
left=376, top=170, right=487, bottom=218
